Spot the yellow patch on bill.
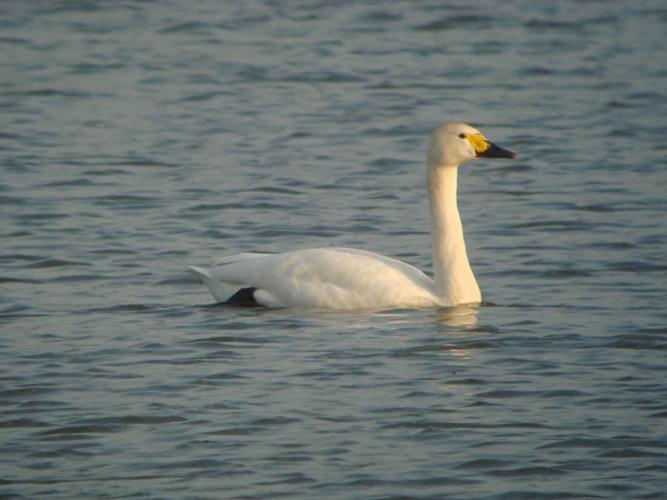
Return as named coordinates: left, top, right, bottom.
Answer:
left=467, top=133, right=489, bottom=154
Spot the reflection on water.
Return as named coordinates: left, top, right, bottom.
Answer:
left=434, top=305, right=480, bottom=328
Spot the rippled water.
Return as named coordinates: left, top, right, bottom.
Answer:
left=2, top=1, right=667, bottom=498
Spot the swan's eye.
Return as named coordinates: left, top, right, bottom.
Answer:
left=458, top=133, right=466, bottom=139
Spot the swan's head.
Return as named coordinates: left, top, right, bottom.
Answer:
left=427, top=122, right=516, bottom=168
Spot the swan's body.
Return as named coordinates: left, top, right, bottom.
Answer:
left=188, top=122, right=515, bottom=310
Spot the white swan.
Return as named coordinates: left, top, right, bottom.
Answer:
left=188, top=122, right=515, bottom=310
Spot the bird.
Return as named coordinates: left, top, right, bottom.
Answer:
left=188, top=122, right=515, bottom=310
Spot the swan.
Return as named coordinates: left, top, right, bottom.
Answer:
left=188, top=122, right=515, bottom=310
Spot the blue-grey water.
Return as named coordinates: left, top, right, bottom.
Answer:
left=2, top=1, right=667, bottom=498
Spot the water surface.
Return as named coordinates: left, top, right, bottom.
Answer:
left=2, top=1, right=667, bottom=498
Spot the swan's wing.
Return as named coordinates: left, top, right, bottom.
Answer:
left=190, top=247, right=437, bottom=309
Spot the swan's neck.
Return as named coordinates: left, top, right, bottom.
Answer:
left=427, top=165, right=481, bottom=306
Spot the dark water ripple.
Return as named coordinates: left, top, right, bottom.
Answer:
left=2, top=0, right=667, bottom=498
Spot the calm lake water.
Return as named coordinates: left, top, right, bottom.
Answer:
left=2, top=1, right=667, bottom=498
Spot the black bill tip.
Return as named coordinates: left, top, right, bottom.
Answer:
left=478, top=141, right=516, bottom=159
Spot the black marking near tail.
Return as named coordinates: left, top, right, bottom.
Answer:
left=224, top=287, right=259, bottom=307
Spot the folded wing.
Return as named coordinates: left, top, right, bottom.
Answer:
left=188, top=247, right=438, bottom=310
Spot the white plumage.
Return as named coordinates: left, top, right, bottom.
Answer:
left=188, top=122, right=515, bottom=310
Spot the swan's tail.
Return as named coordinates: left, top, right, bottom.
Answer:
left=187, top=266, right=238, bottom=303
